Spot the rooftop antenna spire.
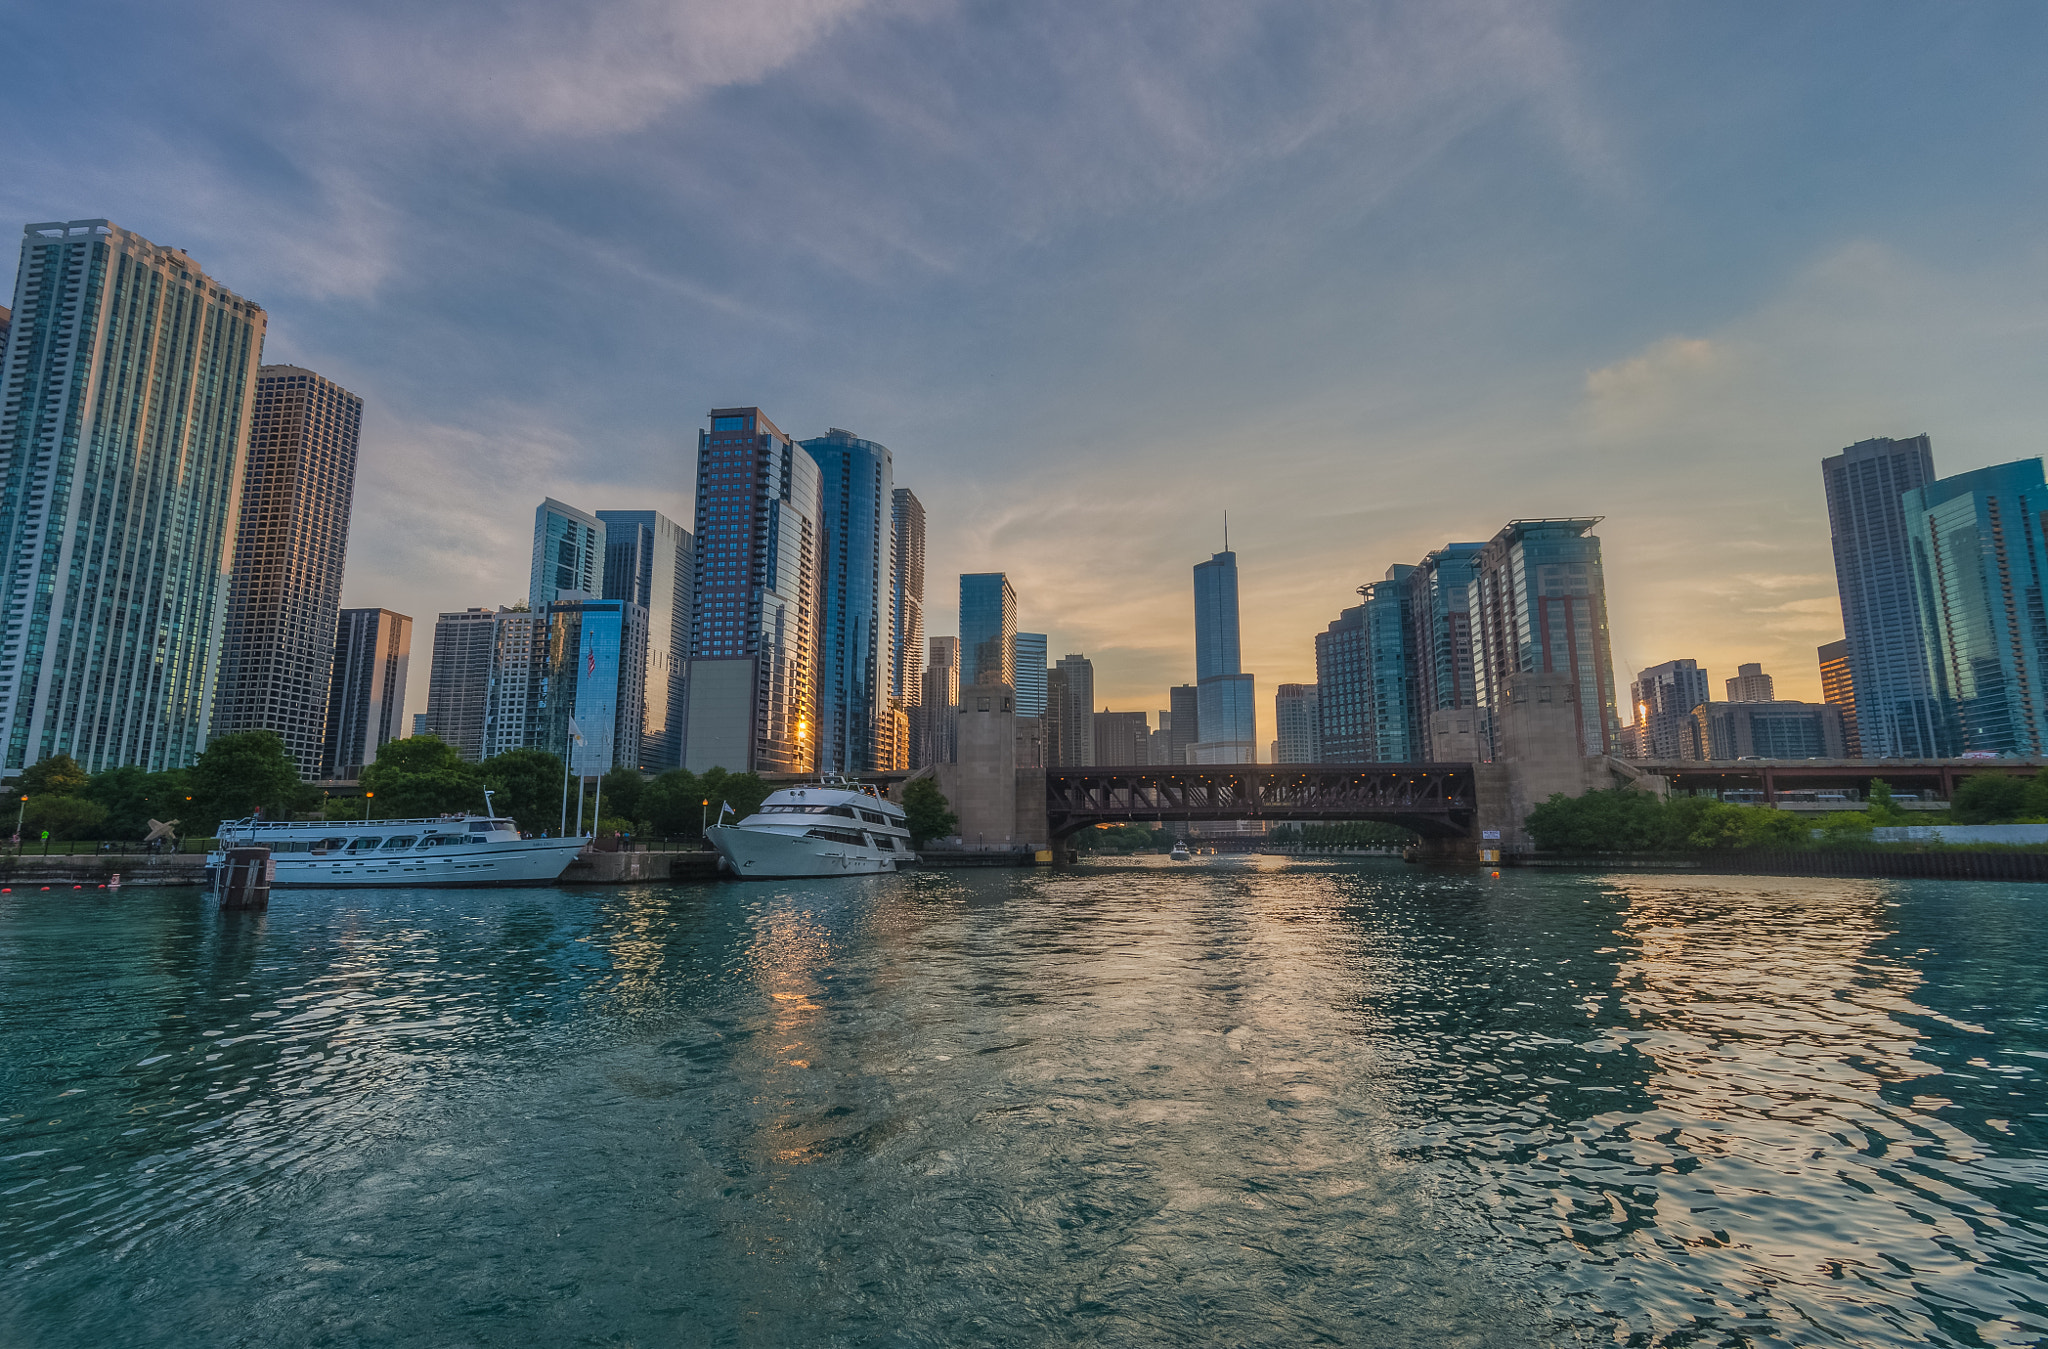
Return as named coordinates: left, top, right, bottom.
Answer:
left=1224, top=511, right=1229, bottom=553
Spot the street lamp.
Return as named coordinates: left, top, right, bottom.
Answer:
left=363, top=790, right=374, bottom=821
left=700, top=798, right=710, bottom=837
left=13, top=794, right=25, bottom=850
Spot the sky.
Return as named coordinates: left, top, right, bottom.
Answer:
left=5, top=0, right=2048, bottom=744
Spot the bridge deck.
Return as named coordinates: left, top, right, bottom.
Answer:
left=1045, top=764, right=1476, bottom=839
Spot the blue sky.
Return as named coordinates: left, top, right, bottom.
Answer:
left=6, top=0, right=2048, bottom=736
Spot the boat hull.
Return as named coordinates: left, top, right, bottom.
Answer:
left=709, top=825, right=903, bottom=880
left=207, top=838, right=588, bottom=889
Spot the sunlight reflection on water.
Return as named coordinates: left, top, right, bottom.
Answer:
left=2, top=863, right=2045, bottom=1346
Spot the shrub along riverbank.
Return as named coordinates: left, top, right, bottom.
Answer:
left=1523, top=779, right=2048, bottom=855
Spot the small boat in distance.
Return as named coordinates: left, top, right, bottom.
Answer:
left=210, top=798, right=585, bottom=889
left=708, top=776, right=911, bottom=879
left=1168, top=841, right=1191, bottom=861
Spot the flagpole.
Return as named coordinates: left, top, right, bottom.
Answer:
left=560, top=748, right=570, bottom=835
left=577, top=775, right=586, bottom=838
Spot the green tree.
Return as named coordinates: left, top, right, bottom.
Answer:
left=23, top=795, right=109, bottom=840
left=1952, top=773, right=2029, bottom=825
left=20, top=754, right=89, bottom=797
left=1525, top=788, right=1668, bottom=853
left=478, top=748, right=567, bottom=835
left=698, top=767, right=772, bottom=826
left=1865, top=778, right=1910, bottom=825
left=85, top=766, right=193, bottom=841
left=597, top=767, right=646, bottom=827
left=901, top=777, right=957, bottom=846
left=187, top=731, right=315, bottom=836
left=359, top=735, right=486, bottom=820
left=639, top=770, right=708, bottom=843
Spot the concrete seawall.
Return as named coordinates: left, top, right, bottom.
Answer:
left=0, top=854, right=205, bottom=887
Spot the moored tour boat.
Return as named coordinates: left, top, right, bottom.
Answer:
left=708, top=777, right=912, bottom=879
left=209, top=812, right=586, bottom=889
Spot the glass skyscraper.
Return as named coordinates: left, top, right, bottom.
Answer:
left=1406, top=542, right=1483, bottom=756
left=1014, top=632, right=1048, bottom=718
left=1823, top=435, right=1946, bottom=758
left=959, top=573, right=1016, bottom=691
left=530, top=499, right=603, bottom=610
left=685, top=407, right=819, bottom=774
left=1468, top=519, right=1620, bottom=757
left=1191, top=551, right=1255, bottom=761
left=801, top=429, right=894, bottom=774
left=541, top=599, right=648, bottom=776
left=0, top=220, right=266, bottom=773
left=1904, top=458, right=2048, bottom=757
left=213, top=365, right=362, bottom=777
left=597, top=509, right=692, bottom=771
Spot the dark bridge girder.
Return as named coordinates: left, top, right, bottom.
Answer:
left=1045, top=765, right=1477, bottom=841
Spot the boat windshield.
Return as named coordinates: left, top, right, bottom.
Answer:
left=347, top=837, right=383, bottom=852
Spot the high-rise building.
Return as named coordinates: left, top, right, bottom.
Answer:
left=423, top=608, right=499, bottom=759
left=1094, top=710, right=1150, bottom=766
left=1316, top=601, right=1369, bottom=762
left=1823, top=435, right=1945, bottom=758
left=890, top=487, right=926, bottom=721
left=684, top=407, right=820, bottom=774
left=801, top=429, right=894, bottom=775
left=1274, top=684, right=1321, bottom=763
left=1052, top=653, right=1095, bottom=766
left=914, top=635, right=960, bottom=767
left=1904, top=458, right=2048, bottom=757
left=1015, top=633, right=1048, bottom=718
left=321, top=609, right=411, bottom=779
left=1630, top=659, right=1710, bottom=760
left=1684, top=701, right=1849, bottom=761
left=530, top=499, right=603, bottom=611
left=0, top=304, right=10, bottom=352
left=540, top=599, right=648, bottom=776
left=1191, top=551, right=1255, bottom=762
left=597, top=510, right=692, bottom=771
left=1167, top=685, right=1199, bottom=766
left=1725, top=662, right=1775, bottom=704
left=0, top=220, right=265, bottom=774
left=1315, top=571, right=1421, bottom=765
left=1152, top=710, right=1175, bottom=764
left=1407, top=542, right=1484, bottom=756
left=1468, top=519, right=1620, bottom=757
left=481, top=608, right=545, bottom=760
left=213, top=365, right=362, bottom=777
left=959, top=573, right=1017, bottom=692
left=1818, top=639, right=1861, bottom=757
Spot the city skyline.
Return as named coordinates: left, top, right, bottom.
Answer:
left=7, top=8, right=2046, bottom=734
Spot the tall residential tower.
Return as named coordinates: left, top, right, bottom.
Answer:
left=212, top=365, right=362, bottom=776
left=1468, top=518, right=1620, bottom=757
left=801, top=429, right=894, bottom=774
left=1822, top=435, right=1944, bottom=758
left=684, top=407, right=820, bottom=774
left=0, top=220, right=265, bottom=773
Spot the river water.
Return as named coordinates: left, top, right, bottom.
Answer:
left=3, top=858, right=2046, bottom=1347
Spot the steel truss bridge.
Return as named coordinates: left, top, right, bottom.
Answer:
left=1044, top=765, right=1477, bottom=840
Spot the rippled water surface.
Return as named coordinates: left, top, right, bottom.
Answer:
left=4, top=860, right=2047, bottom=1346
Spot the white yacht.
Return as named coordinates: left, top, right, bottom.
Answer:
left=1168, top=841, right=1191, bottom=861
left=210, top=807, right=587, bottom=889
left=707, top=778, right=912, bottom=879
